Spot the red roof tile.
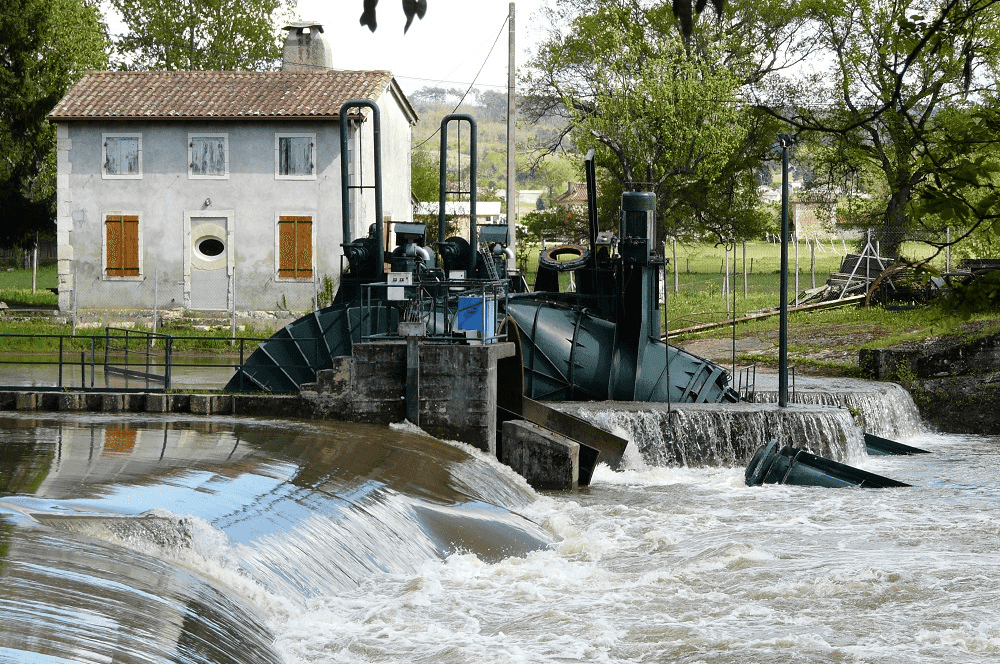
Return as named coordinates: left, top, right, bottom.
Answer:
left=50, top=70, right=396, bottom=120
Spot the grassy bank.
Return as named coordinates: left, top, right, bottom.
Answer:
left=0, top=265, right=58, bottom=307
left=671, top=300, right=1000, bottom=377
left=0, top=320, right=274, bottom=355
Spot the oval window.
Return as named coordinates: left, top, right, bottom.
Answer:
left=197, top=237, right=225, bottom=257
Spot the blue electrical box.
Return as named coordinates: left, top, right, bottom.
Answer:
left=457, top=297, right=496, bottom=338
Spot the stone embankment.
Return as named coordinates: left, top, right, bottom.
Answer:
left=859, top=328, right=1000, bottom=434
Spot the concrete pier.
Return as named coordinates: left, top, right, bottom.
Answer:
left=501, top=420, right=580, bottom=490
left=301, top=341, right=515, bottom=454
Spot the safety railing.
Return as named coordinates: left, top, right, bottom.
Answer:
left=735, top=364, right=756, bottom=401
left=0, top=330, right=310, bottom=392
left=104, top=327, right=173, bottom=388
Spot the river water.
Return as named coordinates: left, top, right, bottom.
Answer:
left=1, top=384, right=998, bottom=663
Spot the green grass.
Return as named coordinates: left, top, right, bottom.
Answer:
left=0, top=266, right=58, bottom=306
left=517, top=240, right=900, bottom=328
left=0, top=320, right=276, bottom=355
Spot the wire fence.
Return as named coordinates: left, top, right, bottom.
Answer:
left=518, top=228, right=959, bottom=332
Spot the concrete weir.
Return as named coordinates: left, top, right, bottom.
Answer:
left=0, top=391, right=314, bottom=418
left=559, top=401, right=867, bottom=468
left=0, top=363, right=912, bottom=491
left=540, top=375, right=918, bottom=473
left=749, top=375, right=924, bottom=440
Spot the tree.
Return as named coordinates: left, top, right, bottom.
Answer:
left=0, top=0, right=108, bottom=246
left=754, top=0, right=1000, bottom=258
left=359, top=0, right=427, bottom=33
left=915, top=104, right=1000, bottom=260
left=524, top=0, right=788, bottom=242
left=110, top=0, right=294, bottom=71
left=522, top=156, right=578, bottom=208
left=411, top=150, right=439, bottom=203
left=521, top=205, right=589, bottom=244
left=671, top=0, right=725, bottom=36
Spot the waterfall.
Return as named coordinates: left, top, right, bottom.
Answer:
left=560, top=402, right=866, bottom=469
left=751, top=380, right=924, bottom=439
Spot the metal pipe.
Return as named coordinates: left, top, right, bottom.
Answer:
left=778, top=134, right=794, bottom=408
left=440, top=114, right=479, bottom=275
left=663, top=240, right=671, bottom=417
left=340, top=100, right=384, bottom=278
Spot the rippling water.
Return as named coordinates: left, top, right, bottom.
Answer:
left=1, top=386, right=998, bottom=663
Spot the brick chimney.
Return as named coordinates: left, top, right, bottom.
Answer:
left=282, top=23, right=333, bottom=71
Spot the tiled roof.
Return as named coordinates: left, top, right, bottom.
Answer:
left=50, top=70, right=395, bottom=120
left=555, top=182, right=590, bottom=206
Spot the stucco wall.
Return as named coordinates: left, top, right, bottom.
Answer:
left=56, top=90, right=413, bottom=314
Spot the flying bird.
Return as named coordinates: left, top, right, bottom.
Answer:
left=360, top=0, right=427, bottom=33
left=403, top=0, right=427, bottom=32
left=360, top=0, right=378, bottom=31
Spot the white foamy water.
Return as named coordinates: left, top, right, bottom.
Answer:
left=272, top=429, right=1000, bottom=663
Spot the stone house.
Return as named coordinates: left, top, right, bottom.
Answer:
left=48, top=24, right=417, bottom=316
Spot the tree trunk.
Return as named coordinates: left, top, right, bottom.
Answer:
left=881, top=181, right=911, bottom=258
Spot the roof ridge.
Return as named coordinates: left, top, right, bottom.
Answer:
left=51, top=69, right=398, bottom=120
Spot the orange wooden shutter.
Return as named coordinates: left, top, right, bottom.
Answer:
left=278, top=216, right=312, bottom=278
left=106, top=215, right=139, bottom=277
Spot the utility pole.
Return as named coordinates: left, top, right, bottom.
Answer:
left=505, top=2, right=517, bottom=257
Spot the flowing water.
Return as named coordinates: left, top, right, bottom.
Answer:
left=1, top=381, right=998, bottom=663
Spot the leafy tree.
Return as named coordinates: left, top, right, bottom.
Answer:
left=916, top=104, right=1000, bottom=260
left=524, top=0, right=786, bottom=243
left=522, top=156, right=578, bottom=208
left=0, top=0, right=108, bottom=246
left=472, top=89, right=508, bottom=124
left=754, top=0, right=1000, bottom=258
left=521, top=205, right=589, bottom=244
left=410, top=150, right=439, bottom=203
left=110, top=0, right=294, bottom=71
left=478, top=149, right=508, bottom=193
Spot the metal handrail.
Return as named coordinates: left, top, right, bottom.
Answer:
left=0, top=331, right=370, bottom=392
left=104, top=327, right=173, bottom=388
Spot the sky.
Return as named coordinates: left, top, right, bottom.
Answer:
left=100, top=0, right=550, bottom=97
left=292, top=0, right=549, bottom=96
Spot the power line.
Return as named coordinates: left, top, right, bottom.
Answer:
left=411, top=15, right=510, bottom=152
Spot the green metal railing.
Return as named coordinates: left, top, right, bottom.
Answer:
left=0, top=329, right=322, bottom=393
left=104, top=327, right=173, bottom=388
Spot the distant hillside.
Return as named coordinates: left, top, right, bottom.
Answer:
left=409, top=86, right=579, bottom=209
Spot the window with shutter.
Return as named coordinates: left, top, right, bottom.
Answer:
left=103, top=133, right=142, bottom=179
left=278, top=215, right=313, bottom=278
left=275, top=133, right=316, bottom=179
left=105, top=215, right=140, bottom=277
left=189, top=134, right=228, bottom=178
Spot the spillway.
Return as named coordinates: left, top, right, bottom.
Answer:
left=0, top=414, right=554, bottom=662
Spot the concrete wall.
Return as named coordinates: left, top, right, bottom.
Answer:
left=303, top=341, right=514, bottom=453
left=56, top=90, right=414, bottom=315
